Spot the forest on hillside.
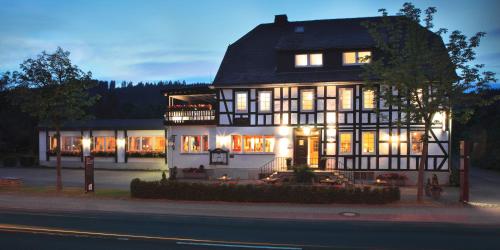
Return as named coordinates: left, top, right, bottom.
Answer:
left=0, top=80, right=208, bottom=153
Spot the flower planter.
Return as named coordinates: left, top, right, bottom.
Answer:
left=182, top=172, right=208, bottom=179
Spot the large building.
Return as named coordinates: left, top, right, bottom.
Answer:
left=164, top=15, right=451, bottom=183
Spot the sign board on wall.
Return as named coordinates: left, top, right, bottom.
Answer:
left=84, top=156, right=94, bottom=193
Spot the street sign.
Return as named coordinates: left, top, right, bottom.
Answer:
left=84, top=156, right=95, bottom=193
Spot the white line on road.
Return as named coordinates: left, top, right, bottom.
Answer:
left=176, top=241, right=302, bottom=250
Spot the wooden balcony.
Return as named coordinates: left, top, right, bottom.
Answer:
left=164, top=106, right=216, bottom=125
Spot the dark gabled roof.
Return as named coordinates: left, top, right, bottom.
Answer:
left=213, top=16, right=392, bottom=86
left=38, top=119, right=164, bottom=130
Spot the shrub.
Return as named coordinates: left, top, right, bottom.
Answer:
left=2, top=156, right=17, bottom=167
left=130, top=179, right=400, bottom=204
left=293, top=165, right=315, bottom=183
left=449, top=166, right=460, bottom=187
left=19, top=156, right=36, bottom=167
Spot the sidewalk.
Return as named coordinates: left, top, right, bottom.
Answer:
left=0, top=191, right=498, bottom=225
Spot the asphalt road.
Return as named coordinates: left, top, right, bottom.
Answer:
left=0, top=209, right=498, bottom=250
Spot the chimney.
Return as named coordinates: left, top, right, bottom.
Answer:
left=274, top=14, right=288, bottom=25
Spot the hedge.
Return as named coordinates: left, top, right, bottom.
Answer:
left=19, top=156, right=36, bottom=167
left=130, top=179, right=400, bottom=204
left=2, top=157, right=17, bottom=167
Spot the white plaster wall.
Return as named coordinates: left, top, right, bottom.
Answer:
left=117, top=130, right=126, bottom=163
left=127, top=130, right=164, bottom=136
left=214, top=126, right=293, bottom=169
left=168, top=125, right=215, bottom=169
left=39, top=131, right=47, bottom=162
left=92, top=130, right=114, bottom=136
left=82, top=130, right=91, bottom=157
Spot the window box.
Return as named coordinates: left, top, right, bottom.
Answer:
left=127, top=151, right=165, bottom=158
left=48, top=150, right=81, bottom=157
left=91, top=151, right=116, bottom=157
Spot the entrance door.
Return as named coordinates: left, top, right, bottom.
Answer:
left=294, top=136, right=308, bottom=165
left=308, top=136, right=319, bottom=167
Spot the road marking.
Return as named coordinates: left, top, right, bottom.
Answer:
left=0, top=224, right=319, bottom=249
left=176, top=241, right=302, bottom=249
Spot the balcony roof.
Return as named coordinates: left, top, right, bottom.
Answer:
left=162, top=84, right=215, bottom=96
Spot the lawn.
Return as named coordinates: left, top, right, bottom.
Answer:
left=0, top=186, right=130, bottom=199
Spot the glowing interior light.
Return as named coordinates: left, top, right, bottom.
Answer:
left=116, top=138, right=126, bottom=148
left=390, top=135, right=399, bottom=144
left=302, top=126, right=311, bottom=136
left=82, top=138, right=91, bottom=148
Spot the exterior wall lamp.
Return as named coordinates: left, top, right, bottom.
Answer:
left=168, top=135, right=176, bottom=151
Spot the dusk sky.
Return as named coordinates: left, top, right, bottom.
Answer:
left=1, top=0, right=499, bottom=84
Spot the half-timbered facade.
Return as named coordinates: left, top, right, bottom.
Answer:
left=164, top=15, right=451, bottom=183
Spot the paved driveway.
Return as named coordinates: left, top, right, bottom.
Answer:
left=0, top=167, right=163, bottom=190
left=470, top=167, right=500, bottom=205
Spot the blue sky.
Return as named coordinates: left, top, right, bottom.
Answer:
left=1, top=0, right=499, bottom=84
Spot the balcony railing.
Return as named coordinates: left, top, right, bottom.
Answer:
left=165, top=105, right=216, bottom=125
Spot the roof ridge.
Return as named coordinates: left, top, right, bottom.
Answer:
left=259, top=15, right=398, bottom=26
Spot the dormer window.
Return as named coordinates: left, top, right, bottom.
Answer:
left=295, top=53, right=323, bottom=67
left=343, top=51, right=371, bottom=65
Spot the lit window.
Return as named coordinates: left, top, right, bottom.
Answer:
left=362, top=132, right=375, bottom=154
left=243, top=135, right=274, bottom=153
left=181, top=135, right=209, bottom=153
left=295, top=54, right=308, bottom=67
left=295, top=53, right=323, bottom=67
left=62, top=136, right=81, bottom=152
left=93, top=136, right=116, bottom=152
left=326, top=112, right=336, bottom=124
left=343, top=51, right=371, bottom=65
left=231, top=135, right=242, bottom=152
left=363, top=89, right=375, bottom=109
left=339, top=88, right=352, bottom=110
left=411, top=132, right=424, bottom=154
left=301, top=90, right=314, bottom=111
left=128, top=136, right=165, bottom=152
left=235, top=92, right=247, bottom=112
left=309, top=53, right=323, bottom=66
left=339, top=133, right=352, bottom=154
left=258, top=91, right=272, bottom=112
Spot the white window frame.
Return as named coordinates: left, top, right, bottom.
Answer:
left=258, top=91, right=272, bottom=113
left=241, top=135, right=275, bottom=154
left=410, top=131, right=424, bottom=155
left=295, top=53, right=323, bottom=68
left=339, top=88, right=353, bottom=111
left=300, top=89, right=315, bottom=112
left=339, top=132, right=353, bottom=155
left=181, top=135, right=209, bottom=153
left=361, top=131, right=376, bottom=155
left=342, top=51, right=371, bottom=65
left=362, top=89, right=375, bottom=110
left=128, top=136, right=164, bottom=152
left=93, top=136, right=116, bottom=152
left=235, top=92, right=248, bottom=113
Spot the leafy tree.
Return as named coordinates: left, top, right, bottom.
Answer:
left=4, top=47, right=99, bottom=191
left=362, top=3, right=497, bottom=201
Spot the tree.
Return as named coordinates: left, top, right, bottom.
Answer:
left=362, top=3, right=497, bottom=202
left=4, top=47, right=99, bottom=191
